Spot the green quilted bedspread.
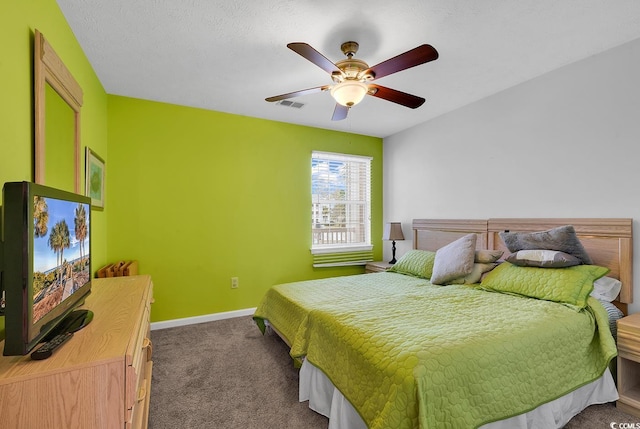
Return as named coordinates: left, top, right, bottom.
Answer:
left=253, top=272, right=616, bottom=429
left=253, top=272, right=431, bottom=345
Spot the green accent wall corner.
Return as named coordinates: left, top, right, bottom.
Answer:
left=1, top=0, right=109, bottom=280
left=3, top=0, right=382, bottom=326
left=107, top=96, right=383, bottom=322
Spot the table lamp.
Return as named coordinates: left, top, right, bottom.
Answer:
left=382, top=222, right=404, bottom=264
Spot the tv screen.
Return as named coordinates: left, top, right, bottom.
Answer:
left=1, top=181, right=92, bottom=356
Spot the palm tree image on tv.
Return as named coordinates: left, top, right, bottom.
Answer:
left=75, top=204, right=87, bottom=263
left=32, top=196, right=91, bottom=323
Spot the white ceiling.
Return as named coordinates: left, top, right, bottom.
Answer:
left=56, top=0, right=640, bottom=138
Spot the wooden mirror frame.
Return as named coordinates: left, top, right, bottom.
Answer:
left=34, top=30, right=83, bottom=193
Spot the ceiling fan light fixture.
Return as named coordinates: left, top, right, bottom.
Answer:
left=330, top=80, right=368, bottom=107
left=267, top=41, right=439, bottom=120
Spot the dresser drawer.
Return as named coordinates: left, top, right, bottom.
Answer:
left=131, top=361, right=154, bottom=429
left=126, top=284, right=153, bottom=428
left=618, top=330, right=640, bottom=356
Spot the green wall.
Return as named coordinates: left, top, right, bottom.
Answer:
left=3, top=0, right=383, bottom=326
left=107, top=96, right=383, bottom=322
left=44, top=83, right=76, bottom=192
left=0, top=1, right=109, bottom=273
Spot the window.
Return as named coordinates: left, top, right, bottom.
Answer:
left=311, top=151, right=372, bottom=266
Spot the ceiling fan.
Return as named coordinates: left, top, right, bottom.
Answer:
left=266, top=41, right=439, bottom=121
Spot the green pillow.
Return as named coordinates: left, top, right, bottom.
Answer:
left=388, top=250, right=436, bottom=279
left=480, top=263, right=609, bottom=308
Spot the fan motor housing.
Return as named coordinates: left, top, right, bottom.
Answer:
left=331, top=41, right=374, bottom=82
left=333, top=58, right=371, bottom=82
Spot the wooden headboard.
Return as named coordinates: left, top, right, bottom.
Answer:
left=413, top=219, right=488, bottom=252
left=412, top=218, right=633, bottom=313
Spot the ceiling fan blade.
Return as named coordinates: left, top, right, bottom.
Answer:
left=368, top=84, right=426, bottom=109
left=332, top=104, right=349, bottom=121
left=265, top=85, right=330, bottom=102
left=365, top=44, right=438, bottom=80
left=287, top=42, right=342, bottom=75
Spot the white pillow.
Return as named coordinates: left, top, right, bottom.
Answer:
left=450, top=263, right=498, bottom=284
left=431, top=234, right=477, bottom=285
left=590, top=276, right=622, bottom=302
left=474, top=250, right=504, bottom=264
left=505, top=249, right=581, bottom=268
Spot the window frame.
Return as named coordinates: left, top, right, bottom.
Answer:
left=310, top=151, right=373, bottom=259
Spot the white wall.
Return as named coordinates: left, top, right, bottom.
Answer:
left=383, top=37, right=640, bottom=313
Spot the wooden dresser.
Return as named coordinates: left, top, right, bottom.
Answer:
left=0, top=275, right=154, bottom=429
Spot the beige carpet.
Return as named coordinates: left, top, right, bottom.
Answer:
left=148, top=316, right=637, bottom=429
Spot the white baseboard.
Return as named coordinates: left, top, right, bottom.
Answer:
left=150, top=307, right=257, bottom=331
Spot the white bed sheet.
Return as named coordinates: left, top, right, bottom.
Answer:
left=299, top=359, right=618, bottom=429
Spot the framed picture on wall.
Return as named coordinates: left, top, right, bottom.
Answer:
left=85, top=147, right=105, bottom=209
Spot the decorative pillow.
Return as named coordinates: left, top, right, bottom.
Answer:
left=480, top=263, right=609, bottom=308
left=590, top=276, right=622, bottom=302
left=475, top=250, right=504, bottom=263
left=505, top=250, right=581, bottom=268
left=388, top=250, right=436, bottom=279
left=449, top=263, right=498, bottom=285
left=430, top=234, right=477, bottom=285
left=499, top=225, right=593, bottom=264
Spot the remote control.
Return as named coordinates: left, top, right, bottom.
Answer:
left=30, top=331, right=74, bottom=360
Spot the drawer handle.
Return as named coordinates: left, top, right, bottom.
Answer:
left=143, top=337, right=153, bottom=360
left=137, top=385, right=147, bottom=403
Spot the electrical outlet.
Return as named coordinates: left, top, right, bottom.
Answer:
left=231, top=277, right=239, bottom=289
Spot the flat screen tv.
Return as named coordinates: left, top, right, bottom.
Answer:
left=0, top=181, right=92, bottom=356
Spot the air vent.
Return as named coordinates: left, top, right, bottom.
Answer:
left=277, top=100, right=305, bottom=109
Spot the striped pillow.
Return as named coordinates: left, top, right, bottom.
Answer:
left=597, top=299, right=624, bottom=339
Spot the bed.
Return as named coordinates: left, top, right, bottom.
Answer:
left=253, top=218, right=633, bottom=429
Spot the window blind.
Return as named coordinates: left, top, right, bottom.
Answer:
left=311, top=151, right=372, bottom=267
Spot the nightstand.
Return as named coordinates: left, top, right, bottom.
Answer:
left=365, top=261, right=394, bottom=273
left=617, top=313, right=640, bottom=418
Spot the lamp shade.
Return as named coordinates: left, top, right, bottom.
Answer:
left=330, top=81, right=368, bottom=107
left=382, top=222, right=404, bottom=241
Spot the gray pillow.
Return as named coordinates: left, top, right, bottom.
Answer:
left=431, top=234, right=477, bottom=285
left=499, top=225, right=592, bottom=264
